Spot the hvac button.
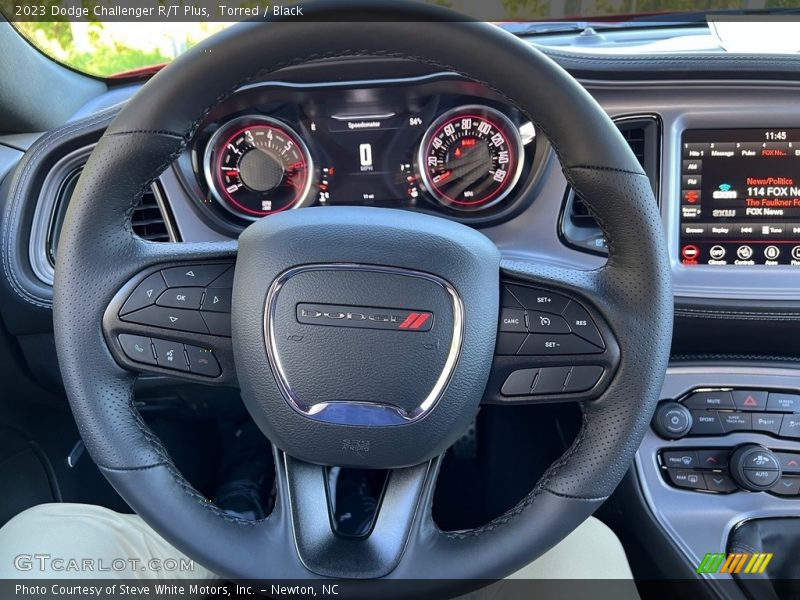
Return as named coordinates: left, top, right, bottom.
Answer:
left=697, top=449, right=729, bottom=470
left=118, top=334, right=155, bottom=365
left=662, top=450, right=698, bottom=469
left=779, top=416, right=800, bottom=439
left=771, top=477, right=800, bottom=496
left=767, top=392, right=800, bottom=413
left=704, top=473, right=737, bottom=493
left=120, top=272, right=167, bottom=316
left=775, top=452, right=800, bottom=474
left=732, top=390, right=768, bottom=411
left=667, top=469, right=706, bottom=490
left=684, top=391, right=734, bottom=410
left=499, top=308, right=527, bottom=333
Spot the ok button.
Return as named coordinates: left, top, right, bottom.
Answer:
left=499, top=308, right=527, bottom=333
left=156, top=287, right=204, bottom=310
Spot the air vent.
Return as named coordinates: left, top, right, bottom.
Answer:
left=560, top=116, right=661, bottom=255
left=131, top=185, right=173, bottom=242
left=31, top=153, right=178, bottom=287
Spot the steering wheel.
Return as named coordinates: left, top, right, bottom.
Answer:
left=52, top=0, right=671, bottom=588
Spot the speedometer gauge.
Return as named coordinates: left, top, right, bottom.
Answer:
left=418, top=105, right=524, bottom=211
left=203, top=116, right=313, bottom=220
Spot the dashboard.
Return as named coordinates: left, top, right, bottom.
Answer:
left=174, top=75, right=543, bottom=236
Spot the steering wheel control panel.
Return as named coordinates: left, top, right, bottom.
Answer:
left=652, top=388, right=800, bottom=440
left=104, top=262, right=236, bottom=383
left=659, top=444, right=800, bottom=496
left=484, top=281, right=617, bottom=404
left=118, top=264, right=233, bottom=337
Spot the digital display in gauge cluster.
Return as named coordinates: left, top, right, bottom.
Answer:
left=679, top=128, right=800, bottom=266
left=200, top=93, right=535, bottom=223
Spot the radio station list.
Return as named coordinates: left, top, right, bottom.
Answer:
left=679, top=129, right=800, bottom=266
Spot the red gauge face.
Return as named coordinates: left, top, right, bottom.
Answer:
left=205, top=118, right=313, bottom=219
left=418, top=107, right=523, bottom=211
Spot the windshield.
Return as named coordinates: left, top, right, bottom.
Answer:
left=7, top=0, right=800, bottom=78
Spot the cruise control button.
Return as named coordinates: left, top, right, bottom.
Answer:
left=779, top=416, right=800, bottom=439
left=564, top=365, right=604, bottom=392
left=667, top=469, right=706, bottom=490
left=560, top=301, right=604, bottom=349
left=201, top=288, right=232, bottom=313
left=118, top=334, right=155, bottom=365
left=732, top=390, right=768, bottom=411
left=683, top=391, right=735, bottom=410
left=152, top=338, right=189, bottom=372
left=767, top=392, right=800, bottom=413
left=495, top=332, right=526, bottom=355
left=499, top=308, right=527, bottom=333
left=720, top=412, right=752, bottom=433
left=501, top=369, right=538, bottom=396
left=161, top=264, right=230, bottom=288
left=775, top=452, right=800, bottom=474
left=697, top=449, right=729, bottom=469
left=518, top=334, right=603, bottom=356
left=662, top=451, right=698, bottom=469
left=752, top=413, right=783, bottom=436
left=501, top=286, right=524, bottom=309
left=122, top=305, right=209, bottom=334
left=120, top=272, right=167, bottom=316
left=505, top=285, right=570, bottom=314
left=185, top=345, right=221, bottom=377
left=200, top=312, right=232, bottom=337
left=527, top=311, right=571, bottom=334
left=689, top=411, right=724, bottom=436
left=772, top=477, right=800, bottom=496
left=156, top=287, right=204, bottom=310
left=704, top=473, right=737, bottom=493
left=531, top=367, right=571, bottom=394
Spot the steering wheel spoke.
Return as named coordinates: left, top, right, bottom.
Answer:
left=483, top=261, right=620, bottom=405
left=277, top=450, right=439, bottom=579
left=102, top=241, right=238, bottom=384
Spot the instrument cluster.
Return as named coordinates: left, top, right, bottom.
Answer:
left=180, top=75, right=542, bottom=232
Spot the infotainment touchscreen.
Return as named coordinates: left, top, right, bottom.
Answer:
left=679, top=128, right=800, bottom=266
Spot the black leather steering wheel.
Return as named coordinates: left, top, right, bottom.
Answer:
left=52, top=0, right=672, bottom=589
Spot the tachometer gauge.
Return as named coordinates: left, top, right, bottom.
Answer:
left=203, top=116, right=313, bottom=220
left=418, top=105, right=524, bottom=211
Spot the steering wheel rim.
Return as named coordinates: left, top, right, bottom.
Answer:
left=52, top=0, right=672, bottom=587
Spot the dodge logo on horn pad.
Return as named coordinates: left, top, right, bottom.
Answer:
left=296, top=303, right=433, bottom=332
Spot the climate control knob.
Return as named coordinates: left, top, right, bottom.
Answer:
left=729, top=444, right=782, bottom=492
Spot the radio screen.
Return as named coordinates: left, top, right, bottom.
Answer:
left=679, top=128, right=800, bottom=266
